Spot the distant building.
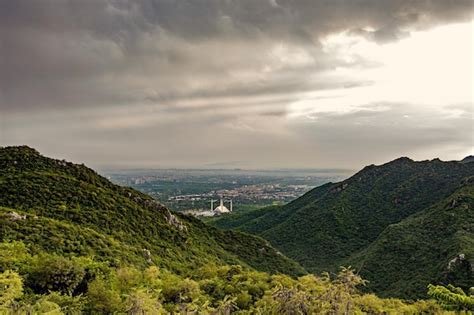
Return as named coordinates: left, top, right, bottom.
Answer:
left=185, top=196, right=233, bottom=217
left=213, top=197, right=232, bottom=214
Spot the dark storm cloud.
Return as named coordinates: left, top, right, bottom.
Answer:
left=1, top=0, right=472, bottom=111
left=1, top=1, right=472, bottom=168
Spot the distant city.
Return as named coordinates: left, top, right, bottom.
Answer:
left=105, top=168, right=353, bottom=214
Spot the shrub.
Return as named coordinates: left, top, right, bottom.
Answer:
left=41, top=292, right=86, bottom=313
left=0, top=270, right=23, bottom=307
left=26, top=254, right=86, bottom=295
left=86, top=278, right=123, bottom=314
left=0, top=241, right=30, bottom=272
left=125, top=288, right=164, bottom=314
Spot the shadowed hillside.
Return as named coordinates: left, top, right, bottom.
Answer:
left=348, top=181, right=474, bottom=297
left=211, top=157, right=474, bottom=298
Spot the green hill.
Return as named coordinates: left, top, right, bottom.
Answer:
left=0, top=146, right=470, bottom=313
left=211, top=157, right=474, bottom=298
left=347, top=181, right=474, bottom=298
left=0, top=146, right=304, bottom=276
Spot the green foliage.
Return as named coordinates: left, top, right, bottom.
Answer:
left=0, top=242, right=448, bottom=314
left=347, top=184, right=474, bottom=298
left=0, top=271, right=23, bottom=307
left=0, top=241, right=29, bottom=272
left=86, top=278, right=123, bottom=314
left=211, top=158, right=474, bottom=298
left=0, top=146, right=466, bottom=312
left=428, top=284, right=474, bottom=311
left=28, top=299, right=63, bottom=315
left=0, top=145, right=304, bottom=277
left=26, top=254, right=86, bottom=295
left=125, top=288, right=164, bottom=314
left=40, top=292, right=86, bottom=314
left=354, top=294, right=441, bottom=314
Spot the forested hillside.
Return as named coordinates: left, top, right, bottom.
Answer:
left=0, top=146, right=472, bottom=312
left=211, top=157, right=474, bottom=298
left=348, top=182, right=474, bottom=298
left=0, top=146, right=304, bottom=276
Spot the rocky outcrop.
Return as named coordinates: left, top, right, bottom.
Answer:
left=163, top=209, right=188, bottom=232
left=330, top=183, right=348, bottom=193
left=5, top=212, right=27, bottom=221
left=445, top=253, right=473, bottom=289
left=447, top=254, right=472, bottom=272
left=142, top=248, right=153, bottom=264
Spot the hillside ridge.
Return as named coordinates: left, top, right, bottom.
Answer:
left=210, top=155, right=474, bottom=297
left=0, top=145, right=305, bottom=276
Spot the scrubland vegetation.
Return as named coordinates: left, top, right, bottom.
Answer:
left=3, top=241, right=469, bottom=314
left=0, top=146, right=472, bottom=313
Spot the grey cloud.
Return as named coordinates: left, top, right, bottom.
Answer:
left=291, top=103, right=473, bottom=166
left=1, top=0, right=473, bottom=111
left=1, top=1, right=472, bottom=169
left=2, top=102, right=471, bottom=169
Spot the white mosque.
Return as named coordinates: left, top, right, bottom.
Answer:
left=211, top=197, right=232, bottom=214
left=185, top=196, right=233, bottom=217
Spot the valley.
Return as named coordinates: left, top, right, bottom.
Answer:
left=105, top=168, right=351, bottom=213
left=0, top=146, right=472, bottom=313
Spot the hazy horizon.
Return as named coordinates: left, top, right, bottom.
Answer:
left=98, top=155, right=470, bottom=172
left=1, top=1, right=473, bottom=170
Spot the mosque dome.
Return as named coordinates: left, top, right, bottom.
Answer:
left=214, top=205, right=230, bottom=213
left=211, top=197, right=232, bottom=215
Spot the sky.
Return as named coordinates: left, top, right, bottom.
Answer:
left=1, top=0, right=473, bottom=170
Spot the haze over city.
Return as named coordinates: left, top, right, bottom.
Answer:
left=1, top=1, right=473, bottom=169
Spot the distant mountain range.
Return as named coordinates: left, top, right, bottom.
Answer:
left=211, top=156, right=474, bottom=298
left=0, top=146, right=304, bottom=276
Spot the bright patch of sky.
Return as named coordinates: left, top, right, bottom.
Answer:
left=288, top=21, right=473, bottom=118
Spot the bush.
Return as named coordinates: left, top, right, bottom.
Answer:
left=26, top=254, right=86, bottom=295
left=86, top=278, right=122, bottom=314
left=0, top=270, right=23, bottom=307
left=125, top=289, right=164, bottom=314
left=0, top=241, right=30, bottom=272
left=41, top=292, right=86, bottom=313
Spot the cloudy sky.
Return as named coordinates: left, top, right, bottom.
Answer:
left=1, top=0, right=473, bottom=170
